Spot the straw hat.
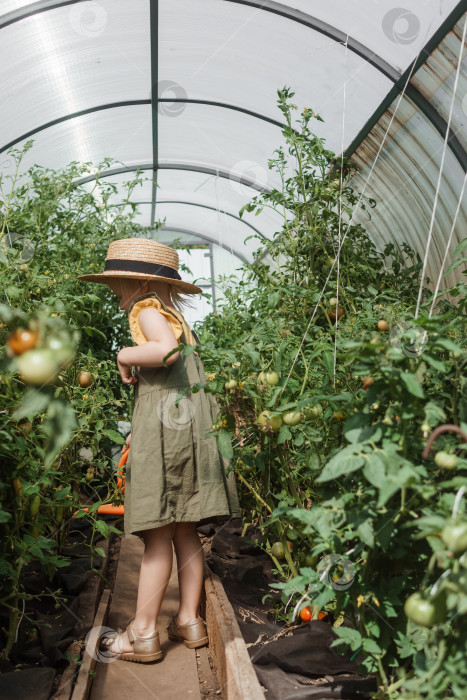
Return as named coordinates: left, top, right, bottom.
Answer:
left=77, top=238, right=202, bottom=294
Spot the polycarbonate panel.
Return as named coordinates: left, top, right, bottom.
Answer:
left=154, top=201, right=260, bottom=262
left=156, top=168, right=284, bottom=243
left=158, top=230, right=208, bottom=246
left=0, top=0, right=38, bottom=17
left=127, top=201, right=152, bottom=227
left=80, top=171, right=154, bottom=204
left=212, top=243, right=245, bottom=284
left=411, top=15, right=467, bottom=154
left=4, top=105, right=152, bottom=176
left=176, top=246, right=214, bottom=328
left=279, top=0, right=460, bottom=72
left=350, top=95, right=467, bottom=293
left=0, top=0, right=150, bottom=150
left=157, top=103, right=286, bottom=192
left=159, top=0, right=392, bottom=155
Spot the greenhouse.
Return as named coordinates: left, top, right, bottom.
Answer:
left=0, top=1, right=466, bottom=698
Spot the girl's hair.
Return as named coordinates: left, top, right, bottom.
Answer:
left=133, top=278, right=196, bottom=313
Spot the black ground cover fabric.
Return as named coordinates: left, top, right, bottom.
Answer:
left=0, top=516, right=107, bottom=699
left=199, top=518, right=378, bottom=699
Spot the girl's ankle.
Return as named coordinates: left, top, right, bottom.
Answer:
left=133, top=622, right=157, bottom=637
left=177, top=612, right=199, bottom=625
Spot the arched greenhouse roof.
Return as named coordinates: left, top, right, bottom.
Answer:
left=0, top=0, right=466, bottom=290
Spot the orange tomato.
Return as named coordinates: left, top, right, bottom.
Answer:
left=12, top=478, right=23, bottom=499
left=327, top=305, right=344, bottom=322
left=8, top=328, right=38, bottom=355
left=363, top=376, right=374, bottom=390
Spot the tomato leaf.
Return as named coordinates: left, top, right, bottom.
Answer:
left=316, top=444, right=366, bottom=482
left=443, top=257, right=467, bottom=277
left=11, top=386, right=53, bottom=420
left=434, top=338, right=463, bottom=354
left=400, top=372, right=424, bottom=398
left=363, top=453, right=386, bottom=488
left=357, top=519, right=374, bottom=548
left=453, top=238, right=467, bottom=257
left=331, top=626, right=362, bottom=651
left=422, top=352, right=446, bottom=373
left=277, top=424, right=292, bottom=445
left=217, top=429, right=233, bottom=459
left=102, top=429, right=126, bottom=445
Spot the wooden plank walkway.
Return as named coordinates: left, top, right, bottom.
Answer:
left=89, top=537, right=201, bottom=700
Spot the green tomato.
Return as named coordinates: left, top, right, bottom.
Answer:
left=283, top=411, right=302, bottom=426
left=287, top=527, right=299, bottom=541
left=404, top=592, right=447, bottom=627
left=304, top=553, right=318, bottom=567
left=16, top=349, right=60, bottom=385
left=441, top=522, right=467, bottom=553
left=29, top=494, right=41, bottom=517
left=270, top=541, right=285, bottom=560
left=304, top=404, right=323, bottom=420
left=265, top=372, right=279, bottom=386
left=257, top=411, right=283, bottom=433
left=434, top=451, right=458, bottom=470
left=224, top=379, right=238, bottom=390
left=45, top=335, right=75, bottom=369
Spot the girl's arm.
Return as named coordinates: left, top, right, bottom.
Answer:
left=117, top=307, right=180, bottom=383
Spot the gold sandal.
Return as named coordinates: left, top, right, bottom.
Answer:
left=101, top=619, right=163, bottom=663
left=167, top=614, right=209, bottom=649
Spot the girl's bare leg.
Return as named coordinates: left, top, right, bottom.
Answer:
left=173, top=522, right=204, bottom=624
left=107, top=522, right=175, bottom=653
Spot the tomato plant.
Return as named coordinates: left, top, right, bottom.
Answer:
left=0, top=144, right=160, bottom=659
left=193, top=87, right=467, bottom=698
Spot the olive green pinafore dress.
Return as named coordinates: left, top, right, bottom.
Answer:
left=123, top=292, right=240, bottom=540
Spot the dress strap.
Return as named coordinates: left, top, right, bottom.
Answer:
left=128, top=292, right=198, bottom=348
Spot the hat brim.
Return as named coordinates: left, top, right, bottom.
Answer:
left=76, top=271, right=203, bottom=295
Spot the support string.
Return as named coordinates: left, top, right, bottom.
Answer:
left=414, top=13, right=467, bottom=320
left=429, top=169, right=467, bottom=318
left=333, top=34, right=348, bottom=388
left=279, top=25, right=434, bottom=399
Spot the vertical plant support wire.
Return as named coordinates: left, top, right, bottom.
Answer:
left=150, top=0, right=159, bottom=230
left=208, top=242, right=217, bottom=312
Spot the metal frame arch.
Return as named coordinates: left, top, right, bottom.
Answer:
left=111, top=197, right=269, bottom=242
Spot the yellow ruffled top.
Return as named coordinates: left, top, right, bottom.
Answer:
left=128, top=293, right=197, bottom=348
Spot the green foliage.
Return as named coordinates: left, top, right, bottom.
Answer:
left=194, top=87, right=467, bottom=698
left=0, top=144, right=153, bottom=658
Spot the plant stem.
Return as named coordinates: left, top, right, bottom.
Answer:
left=237, top=472, right=272, bottom=513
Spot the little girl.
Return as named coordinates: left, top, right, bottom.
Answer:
left=78, top=237, right=240, bottom=663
